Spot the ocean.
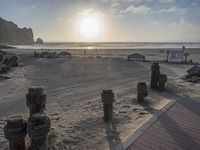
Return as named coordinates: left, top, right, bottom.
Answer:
left=12, top=42, right=200, bottom=50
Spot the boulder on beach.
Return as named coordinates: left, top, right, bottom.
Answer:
left=189, top=76, right=200, bottom=83
left=0, top=50, right=20, bottom=67
left=187, top=65, right=200, bottom=77
left=41, top=52, right=57, bottom=58
left=127, top=53, right=145, bottom=61
left=57, top=51, right=71, bottom=58
left=6, top=55, right=20, bottom=67
left=0, top=64, right=8, bottom=74
left=35, top=38, right=44, bottom=44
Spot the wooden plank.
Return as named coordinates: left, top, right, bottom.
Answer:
left=127, top=97, right=200, bottom=150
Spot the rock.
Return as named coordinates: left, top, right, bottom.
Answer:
left=0, top=65, right=8, bottom=73
left=35, top=38, right=44, bottom=44
left=41, top=52, right=57, bottom=58
left=190, top=76, right=200, bottom=83
left=6, top=55, right=20, bottom=67
left=187, top=65, right=200, bottom=77
left=0, top=50, right=20, bottom=67
left=0, top=17, right=34, bottom=44
left=57, top=51, right=71, bottom=58
left=127, top=53, right=145, bottom=61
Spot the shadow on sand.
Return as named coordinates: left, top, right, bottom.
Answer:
left=138, top=100, right=159, bottom=114
left=105, top=120, right=123, bottom=150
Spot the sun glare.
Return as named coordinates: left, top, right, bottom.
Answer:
left=79, top=17, right=100, bottom=40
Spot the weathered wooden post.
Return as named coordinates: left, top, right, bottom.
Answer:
left=158, top=74, right=167, bottom=90
left=26, top=86, right=51, bottom=150
left=137, top=82, right=148, bottom=102
left=150, top=62, right=160, bottom=89
left=26, top=86, right=46, bottom=116
left=4, top=116, right=27, bottom=150
left=27, top=112, right=51, bottom=150
left=101, top=90, right=115, bottom=122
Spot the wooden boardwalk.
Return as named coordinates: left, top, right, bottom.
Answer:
left=127, top=97, right=200, bottom=150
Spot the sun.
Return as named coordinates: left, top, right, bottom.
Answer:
left=79, top=17, right=100, bottom=40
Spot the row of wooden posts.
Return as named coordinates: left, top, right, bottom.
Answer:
left=3, top=62, right=167, bottom=150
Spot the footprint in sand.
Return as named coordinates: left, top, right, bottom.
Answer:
left=139, top=112, right=147, bottom=115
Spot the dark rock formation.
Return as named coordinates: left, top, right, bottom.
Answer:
left=35, top=38, right=44, bottom=44
left=0, top=17, right=34, bottom=45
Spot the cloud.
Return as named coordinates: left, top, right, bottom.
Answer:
left=30, top=4, right=37, bottom=9
left=160, top=7, right=186, bottom=14
left=111, top=2, right=120, bottom=8
left=125, top=0, right=143, bottom=3
left=169, top=19, right=200, bottom=31
left=191, top=2, right=197, bottom=7
left=122, top=5, right=151, bottom=14
left=78, top=8, right=105, bottom=17
left=159, top=0, right=175, bottom=3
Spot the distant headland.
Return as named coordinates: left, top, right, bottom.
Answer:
left=0, top=17, right=42, bottom=45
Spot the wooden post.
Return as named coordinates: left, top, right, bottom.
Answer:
left=4, top=116, right=27, bottom=150
left=101, top=90, right=115, bottom=122
left=150, top=62, right=160, bottom=89
left=26, top=86, right=46, bottom=116
left=137, top=82, right=148, bottom=102
left=26, top=86, right=50, bottom=150
left=27, top=112, right=51, bottom=150
left=158, top=74, right=167, bottom=90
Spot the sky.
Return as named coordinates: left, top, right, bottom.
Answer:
left=0, top=0, right=200, bottom=42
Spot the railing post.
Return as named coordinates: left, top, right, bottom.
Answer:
left=4, top=116, right=27, bottom=150
left=101, top=90, right=115, bottom=122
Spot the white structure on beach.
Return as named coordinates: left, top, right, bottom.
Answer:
left=167, top=50, right=184, bottom=62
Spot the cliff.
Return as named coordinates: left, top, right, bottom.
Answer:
left=0, top=17, right=34, bottom=45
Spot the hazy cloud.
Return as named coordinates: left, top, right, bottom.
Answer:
left=169, top=19, right=200, bottom=31
left=159, top=0, right=175, bottom=3
left=122, top=5, right=151, bottom=14
left=30, top=4, right=37, bottom=9
left=160, top=7, right=186, bottom=14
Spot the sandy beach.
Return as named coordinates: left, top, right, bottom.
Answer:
left=0, top=48, right=200, bottom=150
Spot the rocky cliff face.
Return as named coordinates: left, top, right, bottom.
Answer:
left=0, top=17, right=34, bottom=45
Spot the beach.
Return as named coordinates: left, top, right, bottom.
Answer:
left=0, top=47, right=200, bottom=150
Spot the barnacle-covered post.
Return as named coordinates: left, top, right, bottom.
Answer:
left=26, top=86, right=50, bottom=150
left=150, top=62, right=160, bottom=89
left=101, top=90, right=115, bottom=122
left=27, top=112, right=51, bottom=150
left=26, top=86, right=46, bottom=116
left=4, top=116, right=27, bottom=150
left=137, top=82, right=148, bottom=102
left=158, top=74, right=167, bottom=90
